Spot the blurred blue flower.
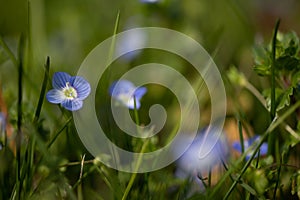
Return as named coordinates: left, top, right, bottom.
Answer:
left=0, top=112, right=6, bottom=134
left=116, top=28, right=147, bottom=61
left=0, top=112, right=6, bottom=150
left=140, top=0, right=160, bottom=3
left=232, top=135, right=268, bottom=160
left=172, top=128, right=229, bottom=178
left=109, top=80, right=147, bottom=109
left=46, top=72, right=91, bottom=111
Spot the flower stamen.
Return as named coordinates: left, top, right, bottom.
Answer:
left=63, top=82, right=78, bottom=99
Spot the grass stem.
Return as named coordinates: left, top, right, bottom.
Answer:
left=268, top=19, right=280, bottom=155
left=16, top=33, right=26, bottom=200
left=34, top=56, right=50, bottom=122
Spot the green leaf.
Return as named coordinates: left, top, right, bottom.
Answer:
left=240, top=182, right=258, bottom=196
left=290, top=171, right=300, bottom=198
left=253, top=64, right=271, bottom=76
left=263, top=87, right=293, bottom=111
left=291, top=71, right=300, bottom=88
left=277, top=31, right=300, bottom=56
left=227, top=66, right=247, bottom=86
left=253, top=31, right=300, bottom=76
left=277, top=87, right=293, bottom=110
left=253, top=46, right=272, bottom=76
left=276, top=55, right=300, bottom=71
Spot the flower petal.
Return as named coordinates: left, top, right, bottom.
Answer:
left=109, top=80, right=135, bottom=97
left=233, top=135, right=268, bottom=160
left=52, top=72, right=71, bottom=89
left=61, top=99, right=83, bottom=111
left=134, top=87, right=147, bottom=100
left=232, top=141, right=242, bottom=152
left=70, top=76, right=91, bottom=100
left=260, top=143, right=268, bottom=155
left=46, top=89, right=65, bottom=104
left=127, top=98, right=141, bottom=110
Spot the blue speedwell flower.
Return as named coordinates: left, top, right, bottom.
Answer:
left=172, top=128, right=229, bottom=177
left=46, top=72, right=91, bottom=111
left=109, top=80, right=147, bottom=109
left=232, top=135, right=268, bottom=160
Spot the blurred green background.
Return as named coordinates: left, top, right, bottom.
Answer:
left=1, top=0, right=300, bottom=137
left=1, top=0, right=300, bottom=199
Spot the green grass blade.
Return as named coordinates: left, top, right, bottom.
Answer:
left=238, top=120, right=244, bottom=154
left=47, top=117, right=72, bottom=149
left=0, top=35, right=18, bottom=67
left=16, top=33, right=26, bottom=200
left=270, top=19, right=280, bottom=120
left=268, top=19, right=280, bottom=156
left=33, top=56, right=50, bottom=122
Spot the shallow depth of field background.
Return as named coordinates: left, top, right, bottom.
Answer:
left=1, top=0, right=300, bottom=199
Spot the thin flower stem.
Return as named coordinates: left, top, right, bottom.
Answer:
left=120, top=97, right=146, bottom=200
left=72, top=165, right=98, bottom=189
left=244, top=81, right=266, bottom=107
left=133, top=97, right=140, bottom=126
left=77, top=154, right=85, bottom=200
left=121, top=139, right=150, bottom=200
left=58, top=159, right=94, bottom=168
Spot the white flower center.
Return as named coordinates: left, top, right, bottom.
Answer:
left=63, top=82, right=77, bottom=99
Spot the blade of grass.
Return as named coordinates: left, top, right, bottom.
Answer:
left=26, top=57, right=50, bottom=191
left=47, top=117, right=72, bottom=149
left=0, top=35, right=18, bottom=67
left=238, top=120, right=244, bottom=154
left=270, top=19, right=280, bottom=120
left=16, top=33, right=26, bottom=200
left=103, top=11, right=122, bottom=183
left=220, top=100, right=300, bottom=200
left=107, top=10, right=120, bottom=66
left=268, top=19, right=280, bottom=156
left=273, top=150, right=282, bottom=199
left=33, top=56, right=50, bottom=122
left=209, top=100, right=300, bottom=199
left=120, top=97, right=148, bottom=200
left=95, top=164, right=123, bottom=200
left=121, top=139, right=150, bottom=200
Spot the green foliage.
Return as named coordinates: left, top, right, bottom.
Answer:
left=262, top=87, right=293, bottom=112
left=254, top=31, right=300, bottom=76
left=253, top=31, right=300, bottom=113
